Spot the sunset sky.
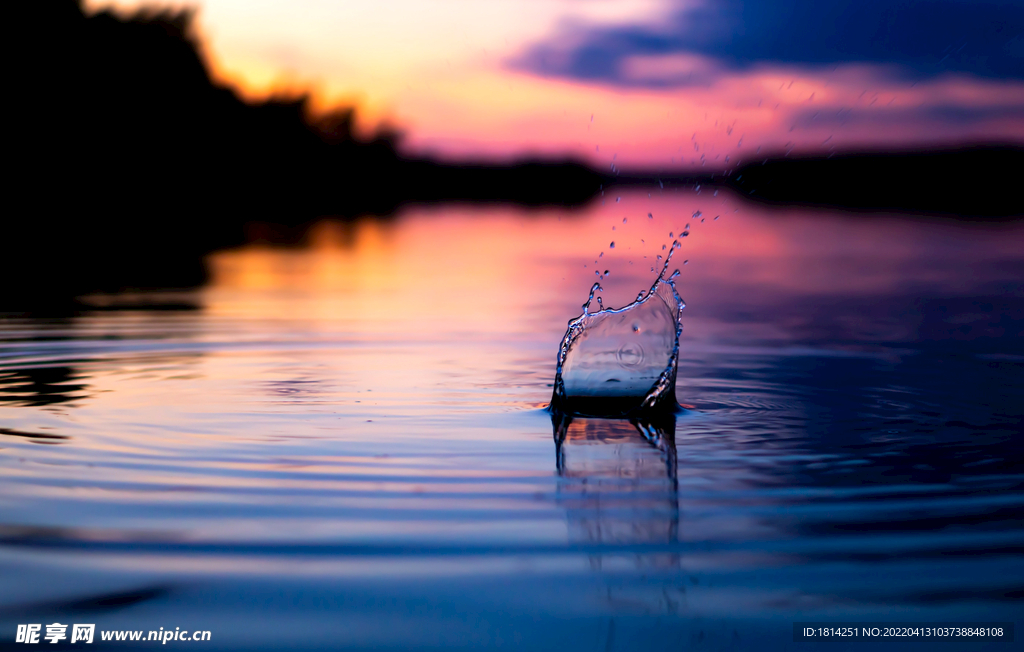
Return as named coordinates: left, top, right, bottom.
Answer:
left=86, top=0, right=1024, bottom=168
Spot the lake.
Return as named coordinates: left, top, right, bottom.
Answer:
left=1, top=189, right=1022, bottom=650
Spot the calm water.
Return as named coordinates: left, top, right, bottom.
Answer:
left=1, top=190, right=1022, bottom=650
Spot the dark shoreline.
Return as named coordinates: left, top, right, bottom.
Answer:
left=615, top=145, right=1024, bottom=219
left=5, top=2, right=1022, bottom=310
left=7, top=144, right=1021, bottom=311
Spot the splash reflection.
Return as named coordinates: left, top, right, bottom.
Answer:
left=553, top=412, right=680, bottom=569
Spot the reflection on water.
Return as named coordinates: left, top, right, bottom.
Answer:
left=0, top=366, right=89, bottom=408
left=0, top=189, right=1022, bottom=650
left=554, top=413, right=680, bottom=570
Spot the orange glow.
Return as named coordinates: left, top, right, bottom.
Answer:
left=206, top=189, right=1024, bottom=340
left=84, top=0, right=1024, bottom=166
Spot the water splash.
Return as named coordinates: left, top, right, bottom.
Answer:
left=551, top=242, right=685, bottom=417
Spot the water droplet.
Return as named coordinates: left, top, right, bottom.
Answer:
left=622, top=217, right=627, bottom=223
left=695, top=184, right=701, bottom=192
left=692, top=210, right=702, bottom=219
left=636, top=291, right=645, bottom=301
left=684, top=259, right=689, bottom=265
left=713, top=190, right=719, bottom=197
left=669, top=232, right=674, bottom=237
left=685, top=223, right=690, bottom=229
left=647, top=212, right=653, bottom=219
left=682, top=230, right=690, bottom=237
left=612, top=226, right=616, bottom=231
left=596, top=297, right=603, bottom=307
left=714, top=215, right=720, bottom=220
left=631, top=324, right=640, bottom=333
left=599, top=251, right=604, bottom=258
left=603, top=270, right=609, bottom=275
left=661, top=244, right=666, bottom=250
left=609, top=241, right=615, bottom=248
left=616, top=197, right=621, bottom=202
left=582, top=282, right=603, bottom=312
left=656, top=255, right=663, bottom=260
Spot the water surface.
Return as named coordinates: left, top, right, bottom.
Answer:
left=1, top=191, right=1022, bottom=650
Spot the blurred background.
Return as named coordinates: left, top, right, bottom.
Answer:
left=1, top=1, right=1022, bottom=650
left=5, top=0, right=1023, bottom=304
left=79, top=0, right=1024, bottom=161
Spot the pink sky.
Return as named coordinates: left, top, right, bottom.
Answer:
left=88, top=0, right=1024, bottom=169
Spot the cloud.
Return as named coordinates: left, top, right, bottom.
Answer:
left=512, top=0, right=1024, bottom=88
